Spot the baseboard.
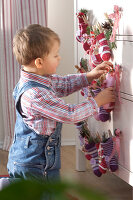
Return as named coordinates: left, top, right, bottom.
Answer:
left=61, top=139, right=76, bottom=146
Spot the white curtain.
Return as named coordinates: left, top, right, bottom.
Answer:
left=0, top=0, right=47, bottom=151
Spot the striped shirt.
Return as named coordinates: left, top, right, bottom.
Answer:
left=19, top=70, right=98, bottom=135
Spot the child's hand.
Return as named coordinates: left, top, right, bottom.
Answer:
left=87, top=61, right=113, bottom=82
left=94, top=87, right=116, bottom=107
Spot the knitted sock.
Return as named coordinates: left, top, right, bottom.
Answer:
left=79, top=23, right=88, bottom=35
left=103, top=73, right=115, bottom=112
left=84, top=152, right=92, bottom=160
left=91, top=54, right=103, bottom=68
left=77, top=14, right=84, bottom=24
left=91, top=88, right=101, bottom=96
left=101, top=137, right=118, bottom=172
left=85, top=141, right=102, bottom=177
left=76, top=123, right=92, bottom=160
left=96, top=32, right=111, bottom=61
left=83, top=41, right=91, bottom=53
left=91, top=88, right=110, bottom=122
left=96, top=143, right=107, bottom=174
left=76, top=30, right=84, bottom=43
left=98, top=106, right=110, bottom=122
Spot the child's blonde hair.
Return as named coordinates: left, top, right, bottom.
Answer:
left=13, top=24, right=60, bottom=65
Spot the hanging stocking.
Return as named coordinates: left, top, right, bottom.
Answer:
left=84, top=141, right=102, bottom=177
left=83, top=41, right=91, bottom=53
left=91, top=88, right=110, bottom=122
left=76, top=30, right=84, bottom=43
left=96, top=143, right=107, bottom=174
left=76, top=123, right=92, bottom=161
left=96, top=32, right=111, bottom=61
left=91, top=54, right=103, bottom=68
left=77, top=12, right=85, bottom=24
left=98, top=106, right=110, bottom=122
left=103, top=73, right=115, bottom=112
left=101, top=137, right=118, bottom=172
left=79, top=23, right=88, bottom=35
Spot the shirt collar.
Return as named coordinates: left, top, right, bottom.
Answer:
left=20, top=69, right=52, bottom=88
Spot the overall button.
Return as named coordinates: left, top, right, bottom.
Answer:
left=49, top=138, right=53, bottom=143
left=47, top=146, right=50, bottom=150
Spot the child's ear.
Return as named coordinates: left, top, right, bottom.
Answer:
left=35, top=58, right=43, bottom=68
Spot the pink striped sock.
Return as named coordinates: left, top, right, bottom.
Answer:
left=101, top=137, right=118, bottom=172
left=85, top=141, right=102, bottom=177
left=96, top=32, right=111, bottom=61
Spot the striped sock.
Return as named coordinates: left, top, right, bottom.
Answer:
left=91, top=54, right=103, bottom=68
left=98, top=106, right=110, bottom=122
left=96, top=32, right=111, bottom=61
left=79, top=23, right=88, bottom=35
left=96, top=143, right=107, bottom=174
left=85, top=141, right=102, bottom=177
left=91, top=89, right=110, bottom=122
left=101, top=137, right=118, bottom=172
left=103, top=73, right=115, bottom=112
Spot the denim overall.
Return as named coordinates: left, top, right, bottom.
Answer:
left=7, top=81, right=62, bottom=181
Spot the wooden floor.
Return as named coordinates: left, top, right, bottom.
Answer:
left=0, top=146, right=132, bottom=200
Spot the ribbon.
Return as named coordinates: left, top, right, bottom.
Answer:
left=114, top=64, right=121, bottom=103
left=108, top=5, right=122, bottom=42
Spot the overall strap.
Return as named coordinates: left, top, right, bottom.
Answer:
left=14, top=81, right=52, bottom=105
left=14, top=81, right=52, bottom=117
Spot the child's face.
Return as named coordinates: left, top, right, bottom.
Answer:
left=41, top=41, right=61, bottom=75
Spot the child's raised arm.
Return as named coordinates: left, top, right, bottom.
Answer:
left=86, top=61, right=113, bottom=83
left=94, top=87, right=115, bottom=107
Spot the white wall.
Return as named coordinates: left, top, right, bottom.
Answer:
left=48, top=0, right=76, bottom=145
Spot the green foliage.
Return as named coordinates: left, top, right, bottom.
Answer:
left=86, top=26, right=91, bottom=35
left=93, top=28, right=100, bottom=37
left=0, top=179, right=108, bottom=200
left=104, top=29, right=112, bottom=41
left=80, top=58, right=88, bottom=71
left=109, top=42, right=117, bottom=50
left=86, top=26, right=93, bottom=36
left=80, top=9, right=88, bottom=15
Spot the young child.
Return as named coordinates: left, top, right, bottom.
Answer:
left=5, top=24, right=115, bottom=183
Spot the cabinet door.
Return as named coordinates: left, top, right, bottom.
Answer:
left=121, top=0, right=133, bottom=35
left=113, top=93, right=133, bottom=186
left=114, top=41, right=133, bottom=95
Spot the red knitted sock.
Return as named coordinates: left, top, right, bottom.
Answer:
left=83, top=41, right=91, bottom=53
left=96, top=143, right=107, bottom=174
left=91, top=54, right=103, bottom=68
left=96, top=32, right=111, bottom=61
left=79, top=23, right=88, bottom=35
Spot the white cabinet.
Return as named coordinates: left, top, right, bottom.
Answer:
left=114, top=40, right=133, bottom=95
left=75, top=0, right=133, bottom=189
left=113, top=93, right=133, bottom=186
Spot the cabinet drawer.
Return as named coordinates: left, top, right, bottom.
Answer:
left=113, top=94, right=133, bottom=172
